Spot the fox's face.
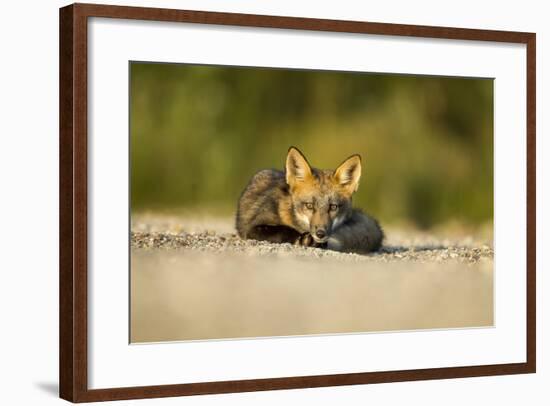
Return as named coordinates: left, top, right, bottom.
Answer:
left=285, top=147, right=362, bottom=243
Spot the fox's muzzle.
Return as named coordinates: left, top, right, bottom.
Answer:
left=309, top=210, right=331, bottom=243
left=311, top=225, right=329, bottom=243
left=315, top=229, right=327, bottom=239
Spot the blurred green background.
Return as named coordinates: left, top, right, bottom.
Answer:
left=130, top=63, right=493, bottom=229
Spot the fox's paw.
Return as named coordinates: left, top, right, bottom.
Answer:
left=295, top=233, right=328, bottom=249
left=295, top=233, right=314, bottom=247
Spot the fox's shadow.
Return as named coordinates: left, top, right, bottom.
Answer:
left=378, top=244, right=449, bottom=254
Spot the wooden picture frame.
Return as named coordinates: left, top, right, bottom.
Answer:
left=59, top=3, right=536, bottom=402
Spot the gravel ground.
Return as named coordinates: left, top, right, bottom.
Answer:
left=130, top=214, right=494, bottom=342
left=131, top=215, right=493, bottom=264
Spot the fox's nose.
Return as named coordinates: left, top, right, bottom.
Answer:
left=315, top=229, right=326, bottom=239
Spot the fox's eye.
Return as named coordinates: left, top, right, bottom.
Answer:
left=304, top=202, right=314, bottom=210
left=329, top=204, right=339, bottom=212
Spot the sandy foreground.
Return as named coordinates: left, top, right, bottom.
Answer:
left=131, top=214, right=494, bottom=343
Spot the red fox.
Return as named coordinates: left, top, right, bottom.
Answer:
left=236, top=147, right=383, bottom=253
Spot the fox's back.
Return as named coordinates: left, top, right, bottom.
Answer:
left=236, top=169, right=290, bottom=237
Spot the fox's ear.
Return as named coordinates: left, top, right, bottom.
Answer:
left=286, top=147, right=313, bottom=187
left=333, top=154, right=362, bottom=194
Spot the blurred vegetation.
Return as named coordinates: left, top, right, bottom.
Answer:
left=130, top=62, right=493, bottom=229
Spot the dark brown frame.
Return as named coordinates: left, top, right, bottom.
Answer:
left=59, top=2, right=536, bottom=402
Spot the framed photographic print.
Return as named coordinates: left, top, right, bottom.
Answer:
left=59, top=3, right=536, bottom=402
